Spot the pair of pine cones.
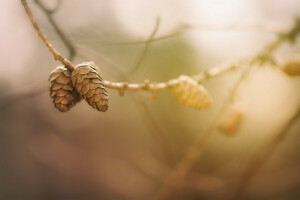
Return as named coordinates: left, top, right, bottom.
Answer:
left=49, top=62, right=214, bottom=112
left=49, top=62, right=109, bottom=112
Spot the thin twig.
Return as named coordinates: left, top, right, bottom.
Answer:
left=35, top=0, right=76, bottom=61
left=134, top=99, right=175, bottom=166
left=154, top=18, right=300, bottom=200
left=21, top=0, right=176, bottom=172
left=22, top=0, right=299, bottom=95
left=35, top=0, right=62, bottom=14
left=232, top=106, right=300, bottom=200
left=128, top=17, right=160, bottom=74
left=97, top=21, right=283, bottom=46
left=154, top=64, right=255, bottom=200
left=21, top=0, right=75, bottom=71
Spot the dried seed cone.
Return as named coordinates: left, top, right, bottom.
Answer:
left=49, top=66, right=81, bottom=112
left=217, top=108, right=243, bottom=136
left=281, top=59, right=300, bottom=76
left=171, top=76, right=213, bottom=109
left=71, top=63, right=109, bottom=112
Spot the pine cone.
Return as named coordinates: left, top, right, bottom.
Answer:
left=49, top=66, right=81, bottom=112
left=71, top=63, right=109, bottom=112
left=217, top=107, right=243, bottom=136
left=171, top=76, right=212, bottom=109
left=281, top=59, right=300, bottom=76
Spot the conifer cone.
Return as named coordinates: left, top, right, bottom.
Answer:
left=49, top=66, right=81, bottom=112
left=217, top=107, right=243, bottom=136
left=171, top=75, right=213, bottom=110
left=281, top=59, right=300, bottom=76
left=71, top=63, right=109, bottom=112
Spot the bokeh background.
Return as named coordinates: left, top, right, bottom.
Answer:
left=0, top=0, right=300, bottom=199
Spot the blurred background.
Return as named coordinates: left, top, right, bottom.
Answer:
left=0, top=0, right=300, bottom=199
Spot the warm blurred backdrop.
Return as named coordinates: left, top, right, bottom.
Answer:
left=0, top=0, right=300, bottom=200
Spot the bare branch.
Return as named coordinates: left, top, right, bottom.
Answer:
left=21, top=0, right=75, bottom=71
left=154, top=64, right=255, bottom=200
left=98, top=21, right=283, bottom=46
left=153, top=18, right=300, bottom=200
left=35, top=0, right=76, bottom=61
left=22, top=0, right=300, bottom=96
left=128, top=17, right=160, bottom=74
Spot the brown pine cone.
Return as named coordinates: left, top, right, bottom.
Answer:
left=49, top=66, right=81, bottom=112
left=171, top=75, right=213, bottom=110
left=281, top=59, right=300, bottom=76
left=71, top=63, right=109, bottom=112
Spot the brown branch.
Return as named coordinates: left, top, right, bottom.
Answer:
left=22, top=0, right=300, bottom=95
left=21, top=0, right=75, bottom=71
left=154, top=64, right=255, bottom=200
left=232, top=106, right=300, bottom=200
left=153, top=18, right=300, bottom=200
left=101, top=17, right=300, bottom=92
left=1, top=0, right=74, bottom=110
left=34, top=0, right=76, bottom=61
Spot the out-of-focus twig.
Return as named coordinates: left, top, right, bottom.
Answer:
left=2, top=0, right=76, bottom=110
left=232, top=106, right=300, bottom=200
left=154, top=64, right=255, bottom=200
left=128, top=17, right=160, bottom=74
left=97, top=21, right=283, bottom=46
left=154, top=18, right=300, bottom=200
left=22, top=0, right=300, bottom=95
left=34, top=0, right=76, bottom=61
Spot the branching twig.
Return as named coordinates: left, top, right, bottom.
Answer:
left=154, top=64, right=255, bottom=200
left=128, top=17, right=160, bottom=74
left=21, top=0, right=75, bottom=71
left=34, top=0, right=76, bottom=61
left=19, top=2, right=300, bottom=199
left=22, top=0, right=300, bottom=95
left=1, top=0, right=75, bottom=110
left=22, top=0, right=176, bottom=169
left=97, top=21, right=283, bottom=46
left=154, top=18, right=300, bottom=200
left=232, top=106, right=300, bottom=200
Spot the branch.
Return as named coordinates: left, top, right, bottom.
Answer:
left=232, top=106, right=300, bottom=200
left=128, top=17, right=160, bottom=74
left=21, top=0, right=75, bottom=71
left=154, top=64, right=255, bottom=200
left=97, top=21, right=283, bottom=46
left=22, top=0, right=300, bottom=96
left=153, top=18, right=300, bottom=200
left=34, top=0, right=76, bottom=61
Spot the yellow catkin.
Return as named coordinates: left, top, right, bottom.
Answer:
left=49, top=66, right=81, bottom=112
left=217, top=107, right=243, bottom=136
left=171, top=75, right=213, bottom=110
left=71, top=63, right=109, bottom=112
